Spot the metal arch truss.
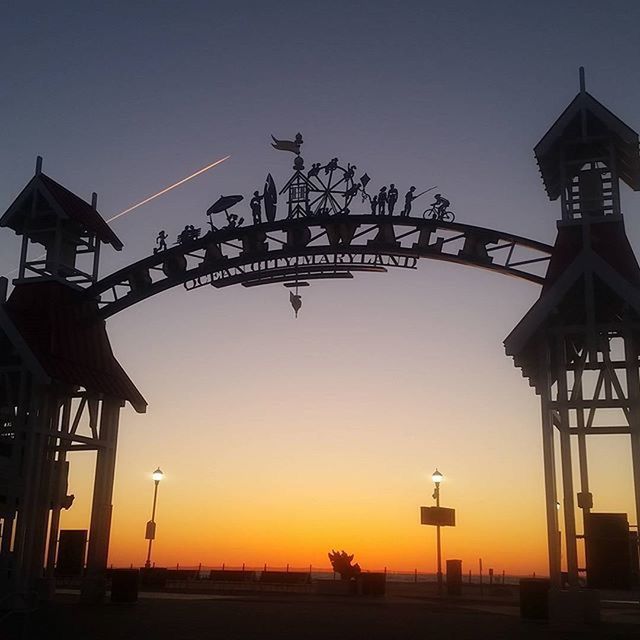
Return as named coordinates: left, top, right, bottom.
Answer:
left=87, top=215, right=552, bottom=318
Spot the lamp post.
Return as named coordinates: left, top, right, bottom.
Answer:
left=144, top=467, right=163, bottom=569
left=432, top=468, right=443, bottom=596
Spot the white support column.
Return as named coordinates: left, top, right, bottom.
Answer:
left=541, top=394, right=561, bottom=586
left=12, top=388, right=55, bottom=599
left=539, top=341, right=561, bottom=585
left=624, top=333, right=640, bottom=535
left=556, top=336, right=580, bottom=586
left=82, top=398, right=120, bottom=602
left=45, top=399, right=72, bottom=577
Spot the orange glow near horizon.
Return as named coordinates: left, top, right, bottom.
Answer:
left=55, top=268, right=639, bottom=579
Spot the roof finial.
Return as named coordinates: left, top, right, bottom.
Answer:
left=579, top=67, right=586, bottom=94
left=35, top=156, right=43, bottom=176
left=91, top=192, right=98, bottom=209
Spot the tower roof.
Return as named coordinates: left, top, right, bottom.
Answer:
left=1, top=172, right=123, bottom=250
left=2, top=281, right=146, bottom=412
left=504, top=235, right=640, bottom=392
left=534, top=91, right=640, bottom=200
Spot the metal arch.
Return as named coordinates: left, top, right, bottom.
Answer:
left=86, top=215, right=553, bottom=318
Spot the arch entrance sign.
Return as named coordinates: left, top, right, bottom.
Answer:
left=1, top=72, right=640, bottom=603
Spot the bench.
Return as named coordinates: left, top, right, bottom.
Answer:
left=259, top=571, right=311, bottom=584
left=209, top=569, right=256, bottom=582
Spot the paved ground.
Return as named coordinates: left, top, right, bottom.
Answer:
left=5, top=593, right=640, bottom=640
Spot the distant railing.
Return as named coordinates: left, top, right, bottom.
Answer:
left=106, top=563, right=532, bottom=586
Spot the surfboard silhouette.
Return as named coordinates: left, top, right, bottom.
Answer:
left=263, top=174, right=277, bottom=223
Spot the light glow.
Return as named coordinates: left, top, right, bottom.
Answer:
left=152, top=467, right=164, bottom=482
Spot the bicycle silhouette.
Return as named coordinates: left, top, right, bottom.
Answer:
left=423, top=204, right=455, bottom=222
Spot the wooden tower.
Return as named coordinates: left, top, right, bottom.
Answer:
left=0, top=161, right=145, bottom=605
left=505, top=70, right=640, bottom=587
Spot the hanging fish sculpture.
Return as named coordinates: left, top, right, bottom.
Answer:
left=289, top=291, right=302, bottom=318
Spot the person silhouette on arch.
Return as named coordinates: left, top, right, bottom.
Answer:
left=402, top=186, right=416, bottom=216
left=250, top=191, right=263, bottom=225
left=154, top=230, right=168, bottom=253
left=378, top=186, right=388, bottom=215
left=370, top=194, right=379, bottom=215
left=388, top=183, right=398, bottom=215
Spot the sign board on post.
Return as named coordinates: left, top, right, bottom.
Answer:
left=420, top=506, right=456, bottom=527
left=145, top=520, right=156, bottom=540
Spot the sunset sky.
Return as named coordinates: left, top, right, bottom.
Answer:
left=2, top=1, right=640, bottom=576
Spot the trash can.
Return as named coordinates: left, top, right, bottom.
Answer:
left=111, top=569, right=139, bottom=603
left=140, top=567, right=168, bottom=589
left=446, top=559, right=463, bottom=596
left=358, top=572, right=386, bottom=596
left=519, top=578, right=550, bottom=620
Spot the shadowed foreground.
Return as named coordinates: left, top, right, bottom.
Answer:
left=7, top=594, right=639, bottom=640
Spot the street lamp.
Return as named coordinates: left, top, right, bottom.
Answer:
left=144, top=467, right=163, bottom=569
left=432, top=468, right=443, bottom=595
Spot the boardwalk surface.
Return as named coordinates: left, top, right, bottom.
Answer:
left=6, top=592, right=640, bottom=640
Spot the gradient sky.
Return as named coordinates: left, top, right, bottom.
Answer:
left=2, top=1, right=640, bottom=575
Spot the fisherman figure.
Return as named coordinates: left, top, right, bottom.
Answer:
left=250, top=190, right=264, bottom=225
left=387, top=183, right=398, bottom=215
left=377, top=186, right=388, bottom=215
left=401, top=186, right=416, bottom=216
left=370, top=194, right=379, bottom=215
left=154, top=230, right=168, bottom=253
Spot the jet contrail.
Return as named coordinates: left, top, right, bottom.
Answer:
left=1, top=155, right=231, bottom=278
left=107, top=155, right=231, bottom=222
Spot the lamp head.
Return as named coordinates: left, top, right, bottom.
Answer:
left=152, top=467, right=164, bottom=482
left=431, top=469, right=443, bottom=485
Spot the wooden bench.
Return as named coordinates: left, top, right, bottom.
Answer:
left=259, top=571, right=311, bottom=584
left=209, top=569, right=256, bottom=582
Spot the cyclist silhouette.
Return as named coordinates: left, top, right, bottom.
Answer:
left=431, top=194, right=450, bottom=217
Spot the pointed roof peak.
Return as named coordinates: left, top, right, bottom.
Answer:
left=1, top=171, right=123, bottom=250
left=579, top=66, right=586, bottom=94
left=534, top=81, right=640, bottom=200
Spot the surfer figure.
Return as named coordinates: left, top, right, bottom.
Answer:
left=402, top=186, right=417, bottom=216
left=290, top=291, right=302, bottom=318
left=370, top=195, right=379, bottom=215
left=388, top=184, right=399, bottom=215
left=154, top=230, right=168, bottom=253
left=250, top=191, right=263, bottom=225
left=377, top=186, right=388, bottom=215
